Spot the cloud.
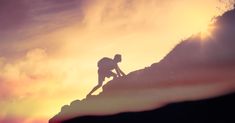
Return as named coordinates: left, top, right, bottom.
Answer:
left=0, top=116, right=27, bottom=123
left=0, top=0, right=30, bottom=30
left=0, top=0, right=91, bottom=59
left=0, top=48, right=81, bottom=123
left=1, top=0, right=231, bottom=59
left=0, top=0, right=87, bottom=31
left=0, top=48, right=63, bottom=100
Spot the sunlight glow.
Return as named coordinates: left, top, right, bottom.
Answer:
left=200, top=24, right=215, bottom=40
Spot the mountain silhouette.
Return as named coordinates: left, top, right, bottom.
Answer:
left=54, top=92, right=235, bottom=123
left=49, top=6, right=235, bottom=123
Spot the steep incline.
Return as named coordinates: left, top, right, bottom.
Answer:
left=50, top=7, right=235, bottom=123
left=64, top=92, right=235, bottom=123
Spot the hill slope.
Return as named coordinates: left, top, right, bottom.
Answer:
left=49, top=7, right=235, bottom=123
left=62, top=92, right=235, bottom=123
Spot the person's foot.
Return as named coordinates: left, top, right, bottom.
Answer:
left=86, top=94, right=91, bottom=98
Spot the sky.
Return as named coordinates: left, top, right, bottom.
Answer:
left=0, top=0, right=234, bottom=123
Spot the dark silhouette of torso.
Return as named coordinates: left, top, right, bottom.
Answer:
left=98, top=57, right=117, bottom=71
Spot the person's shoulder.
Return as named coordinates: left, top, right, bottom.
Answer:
left=99, top=57, right=113, bottom=62
left=98, top=57, right=115, bottom=68
left=98, top=57, right=113, bottom=65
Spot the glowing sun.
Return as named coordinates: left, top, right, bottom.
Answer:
left=199, top=24, right=215, bottom=40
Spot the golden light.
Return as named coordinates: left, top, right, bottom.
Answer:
left=200, top=24, right=216, bottom=40
left=200, top=29, right=212, bottom=40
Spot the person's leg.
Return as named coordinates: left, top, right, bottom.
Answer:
left=87, top=84, right=102, bottom=97
left=107, top=71, right=117, bottom=80
left=87, top=72, right=104, bottom=97
left=111, top=72, right=117, bottom=79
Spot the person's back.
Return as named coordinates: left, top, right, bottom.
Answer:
left=98, top=57, right=117, bottom=71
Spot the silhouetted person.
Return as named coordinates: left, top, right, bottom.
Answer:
left=87, top=54, right=126, bottom=97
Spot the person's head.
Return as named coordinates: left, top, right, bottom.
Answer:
left=114, top=54, right=122, bottom=63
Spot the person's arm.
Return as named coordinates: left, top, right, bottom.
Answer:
left=116, top=65, right=126, bottom=76
left=115, top=67, right=121, bottom=77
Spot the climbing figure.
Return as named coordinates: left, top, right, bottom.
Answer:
left=87, top=54, right=126, bottom=97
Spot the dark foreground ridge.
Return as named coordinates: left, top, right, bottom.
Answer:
left=64, top=92, right=235, bottom=123
left=50, top=6, right=235, bottom=123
